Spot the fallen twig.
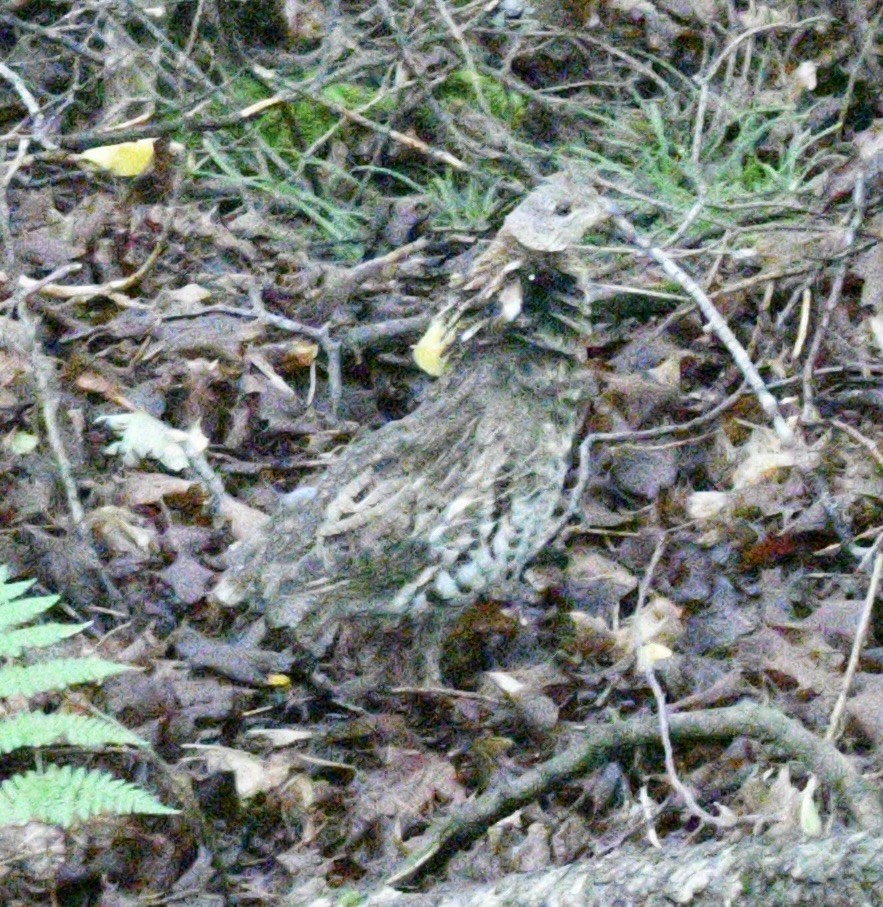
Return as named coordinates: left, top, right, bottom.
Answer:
left=826, top=547, right=883, bottom=742
left=801, top=173, right=866, bottom=422
left=388, top=701, right=883, bottom=887
left=601, top=197, right=795, bottom=446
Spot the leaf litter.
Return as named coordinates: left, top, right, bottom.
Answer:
left=3, top=0, right=883, bottom=903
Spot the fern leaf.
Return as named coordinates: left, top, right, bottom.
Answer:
left=0, top=589, right=61, bottom=631
left=0, top=658, right=132, bottom=699
left=0, top=712, right=145, bottom=755
left=0, top=765, right=178, bottom=828
left=0, top=578, right=36, bottom=603
left=0, top=565, right=35, bottom=603
left=0, top=622, right=91, bottom=658
left=0, top=567, right=175, bottom=825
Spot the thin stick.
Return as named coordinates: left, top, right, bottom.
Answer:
left=0, top=60, right=55, bottom=149
left=14, top=273, right=88, bottom=527
left=801, top=174, right=866, bottom=422
left=826, top=548, right=883, bottom=742
left=600, top=198, right=795, bottom=446
left=246, top=286, right=344, bottom=417
left=645, top=670, right=735, bottom=829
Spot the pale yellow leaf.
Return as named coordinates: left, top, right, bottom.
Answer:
left=794, top=61, right=817, bottom=92
left=98, top=411, right=208, bottom=472
left=183, top=744, right=288, bottom=798
left=687, top=490, right=730, bottom=520
left=165, top=283, right=212, bottom=306
left=413, top=317, right=456, bottom=377
left=636, top=642, right=673, bottom=671
left=799, top=775, right=823, bottom=836
left=76, top=138, right=157, bottom=177
left=5, top=430, right=38, bottom=455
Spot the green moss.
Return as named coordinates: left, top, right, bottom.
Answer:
left=440, top=69, right=525, bottom=127
left=221, top=74, right=392, bottom=153
left=290, top=81, right=393, bottom=148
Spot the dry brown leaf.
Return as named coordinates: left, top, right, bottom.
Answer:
left=160, top=555, right=216, bottom=605
left=86, top=505, right=158, bottom=556
left=283, top=340, right=320, bottom=369
left=568, top=611, right=618, bottom=658
left=219, top=496, right=271, bottom=540
left=120, top=472, right=197, bottom=506
left=74, top=371, right=133, bottom=407
left=742, top=626, right=841, bottom=697
left=183, top=744, right=291, bottom=798
left=845, top=675, right=883, bottom=746
left=354, top=747, right=466, bottom=828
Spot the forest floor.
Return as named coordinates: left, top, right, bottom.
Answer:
left=2, top=1, right=883, bottom=904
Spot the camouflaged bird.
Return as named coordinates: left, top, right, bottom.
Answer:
left=214, top=174, right=608, bottom=665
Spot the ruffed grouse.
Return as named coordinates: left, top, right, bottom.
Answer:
left=214, top=174, right=608, bottom=670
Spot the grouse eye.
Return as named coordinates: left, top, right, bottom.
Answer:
left=554, top=201, right=572, bottom=217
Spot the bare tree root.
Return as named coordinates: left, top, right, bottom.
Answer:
left=388, top=701, right=883, bottom=887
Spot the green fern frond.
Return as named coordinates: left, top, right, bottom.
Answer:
left=0, top=712, right=145, bottom=755
left=0, top=657, right=132, bottom=699
left=0, top=621, right=91, bottom=658
left=0, top=765, right=177, bottom=828
left=0, top=572, right=60, bottom=631
left=0, top=567, right=176, bottom=828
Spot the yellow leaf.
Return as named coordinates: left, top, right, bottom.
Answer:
left=6, top=430, right=38, bottom=455
left=98, top=411, right=208, bottom=472
left=799, top=775, right=823, bottom=836
left=266, top=673, right=292, bottom=689
left=413, top=317, right=456, bottom=377
left=637, top=642, right=673, bottom=671
left=76, top=138, right=157, bottom=177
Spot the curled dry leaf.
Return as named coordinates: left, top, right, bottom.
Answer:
left=218, top=496, right=271, bottom=541
left=283, top=340, right=320, bottom=370
left=120, top=473, right=197, bottom=507
left=568, top=611, right=619, bottom=658
left=485, top=670, right=559, bottom=733
left=86, top=505, right=158, bottom=556
left=686, top=490, right=730, bottom=520
left=74, top=371, right=132, bottom=408
left=183, top=744, right=291, bottom=799
left=99, top=412, right=208, bottom=472
left=563, top=548, right=638, bottom=609
left=728, top=426, right=814, bottom=490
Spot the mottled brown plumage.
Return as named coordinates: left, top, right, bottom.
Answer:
left=214, top=174, right=606, bottom=666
